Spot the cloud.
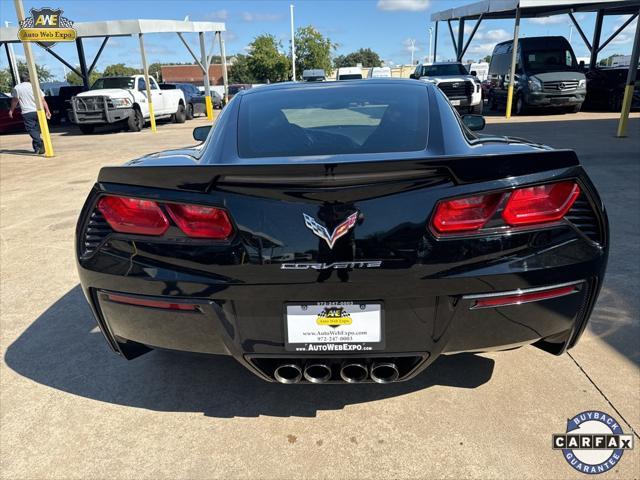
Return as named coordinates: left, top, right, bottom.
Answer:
left=240, top=12, right=283, bottom=22
left=528, top=15, right=569, bottom=25
left=377, top=0, right=430, bottom=12
left=484, top=29, right=510, bottom=42
left=206, top=9, right=229, bottom=21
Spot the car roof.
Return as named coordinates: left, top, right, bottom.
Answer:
left=239, top=78, right=430, bottom=97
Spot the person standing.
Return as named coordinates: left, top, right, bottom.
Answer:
left=9, top=71, right=51, bottom=155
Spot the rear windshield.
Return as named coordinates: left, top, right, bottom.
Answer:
left=237, top=84, right=428, bottom=158
left=338, top=74, right=363, bottom=80
left=91, top=77, right=135, bottom=90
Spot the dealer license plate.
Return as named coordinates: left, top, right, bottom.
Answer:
left=285, top=302, right=384, bottom=352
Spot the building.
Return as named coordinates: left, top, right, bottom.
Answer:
left=160, top=64, right=226, bottom=85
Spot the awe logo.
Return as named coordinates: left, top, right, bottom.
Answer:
left=303, top=212, right=358, bottom=249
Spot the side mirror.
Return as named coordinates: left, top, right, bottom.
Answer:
left=409, top=73, right=417, bottom=79
left=193, top=125, right=211, bottom=142
left=461, top=114, right=486, bottom=131
left=470, top=70, right=477, bottom=77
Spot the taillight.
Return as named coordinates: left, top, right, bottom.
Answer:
left=98, top=196, right=169, bottom=236
left=166, top=204, right=233, bottom=239
left=431, top=193, right=502, bottom=233
left=430, top=181, right=581, bottom=235
left=502, top=181, right=580, bottom=226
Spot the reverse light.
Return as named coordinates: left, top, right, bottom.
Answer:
left=502, top=181, right=580, bottom=226
left=166, top=204, right=234, bottom=239
left=431, top=193, right=503, bottom=233
left=98, top=196, right=169, bottom=236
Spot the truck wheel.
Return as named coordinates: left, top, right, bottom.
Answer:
left=127, top=109, right=144, bottom=132
left=186, top=103, right=194, bottom=120
left=172, top=103, right=187, bottom=124
left=79, top=125, right=95, bottom=134
left=470, top=102, right=483, bottom=115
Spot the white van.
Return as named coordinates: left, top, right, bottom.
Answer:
left=337, top=67, right=363, bottom=80
left=368, top=67, right=392, bottom=78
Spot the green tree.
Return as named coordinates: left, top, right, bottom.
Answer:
left=103, top=63, right=140, bottom=76
left=294, top=26, right=336, bottom=79
left=0, top=61, right=54, bottom=93
left=0, top=69, right=13, bottom=93
left=247, top=34, right=290, bottom=83
left=334, top=48, right=382, bottom=68
left=65, top=69, right=102, bottom=87
left=483, top=55, right=492, bottom=63
left=228, top=54, right=256, bottom=84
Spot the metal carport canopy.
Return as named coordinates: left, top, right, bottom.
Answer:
left=0, top=19, right=225, bottom=42
left=430, top=0, right=638, bottom=21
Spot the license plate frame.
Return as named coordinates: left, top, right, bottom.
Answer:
left=284, top=301, right=385, bottom=353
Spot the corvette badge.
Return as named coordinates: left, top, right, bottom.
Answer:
left=303, top=212, right=358, bottom=249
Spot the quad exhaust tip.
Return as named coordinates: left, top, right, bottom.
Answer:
left=303, top=363, right=332, bottom=384
left=370, top=362, right=400, bottom=384
left=340, top=362, right=369, bottom=383
left=274, top=364, right=303, bottom=384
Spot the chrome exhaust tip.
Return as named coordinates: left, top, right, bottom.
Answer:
left=340, top=362, right=369, bottom=383
left=303, top=363, right=332, bottom=384
left=274, top=364, right=303, bottom=384
left=370, top=362, right=400, bottom=384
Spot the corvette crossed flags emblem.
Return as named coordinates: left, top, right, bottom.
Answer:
left=303, top=212, right=358, bottom=249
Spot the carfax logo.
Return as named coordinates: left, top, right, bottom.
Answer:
left=553, top=411, right=634, bottom=474
left=18, top=7, right=76, bottom=47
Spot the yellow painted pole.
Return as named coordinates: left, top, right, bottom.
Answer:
left=14, top=0, right=54, bottom=156
left=505, top=6, right=521, bottom=119
left=199, top=32, right=214, bottom=120
left=219, top=31, right=229, bottom=106
left=616, top=10, right=640, bottom=137
left=138, top=33, right=156, bottom=132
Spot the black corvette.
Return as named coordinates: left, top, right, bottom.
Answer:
left=76, top=79, right=608, bottom=384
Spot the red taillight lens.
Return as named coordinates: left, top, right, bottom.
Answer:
left=502, top=181, right=580, bottom=226
left=107, top=293, right=198, bottom=311
left=166, top=204, right=233, bottom=239
left=471, top=284, right=579, bottom=309
left=431, top=193, right=502, bottom=233
left=98, top=196, right=169, bottom=236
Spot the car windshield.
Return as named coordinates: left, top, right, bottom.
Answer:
left=523, top=48, right=577, bottom=72
left=421, top=64, right=468, bottom=76
left=91, top=77, right=135, bottom=90
left=238, top=84, right=428, bottom=158
left=338, top=74, right=363, bottom=80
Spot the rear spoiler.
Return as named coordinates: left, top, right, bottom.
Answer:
left=98, top=150, right=580, bottom=194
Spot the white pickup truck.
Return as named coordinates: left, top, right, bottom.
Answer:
left=70, top=75, right=186, bottom=134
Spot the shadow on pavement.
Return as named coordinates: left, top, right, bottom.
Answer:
left=5, top=285, right=495, bottom=418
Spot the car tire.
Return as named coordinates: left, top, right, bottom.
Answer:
left=127, top=108, right=144, bottom=132
left=186, top=103, right=194, bottom=120
left=470, top=102, right=483, bottom=115
left=515, top=94, right=527, bottom=115
left=127, top=109, right=144, bottom=132
left=172, top=103, right=187, bottom=123
left=79, top=124, right=94, bottom=134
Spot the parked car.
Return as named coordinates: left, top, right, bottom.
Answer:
left=70, top=75, right=186, bottom=134
left=410, top=62, right=483, bottom=114
left=75, top=79, right=608, bottom=384
left=487, top=36, right=586, bottom=114
left=302, top=69, right=326, bottom=82
left=228, top=84, right=251, bottom=101
left=48, top=85, right=86, bottom=124
left=336, top=67, right=363, bottom=80
left=0, top=92, right=23, bottom=134
left=368, top=67, right=392, bottom=78
left=160, top=83, right=221, bottom=119
left=583, top=67, right=640, bottom=111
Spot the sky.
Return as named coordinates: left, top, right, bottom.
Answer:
left=0, top=0, right=637, bottom=80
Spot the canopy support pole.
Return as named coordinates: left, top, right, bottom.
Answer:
left=219, top=31, right=229, bottom=105
left=589, top=10, right=604, bottom=69
left=447, top=20, right=458, bottom=56
left=199, top=31, right=213, bottom=120
left=617, top=9, right=640, bottom=137
left=138, top=33, right=157, bottom=133
left=456, top=18, right=465, bottom=61
left=506, top=6, right=521, bottom=119
left=460, top=14, right=483, bottom=60
left=433, top=21, right=438, bottom=62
